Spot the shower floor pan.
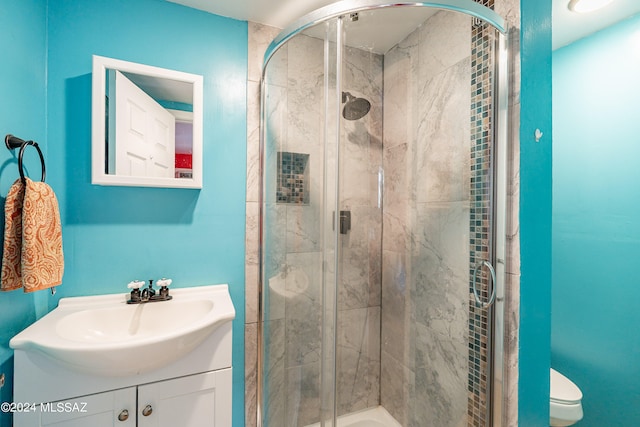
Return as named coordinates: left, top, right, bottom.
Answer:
left=305, top=406, right=402, bottom=427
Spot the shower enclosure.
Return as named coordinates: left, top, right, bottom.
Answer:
left=258, top=1, right=509, bottom=426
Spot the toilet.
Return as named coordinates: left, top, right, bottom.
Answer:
left=550, top=368, right=584, bottom=426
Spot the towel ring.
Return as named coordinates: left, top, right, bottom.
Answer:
left=4, top=134, right=46, bottom=183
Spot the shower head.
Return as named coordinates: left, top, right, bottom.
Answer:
left=342, top=91, right=371, bottom=121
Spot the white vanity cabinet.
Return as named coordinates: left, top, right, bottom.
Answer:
left=13, top=315, right=234, bottom=427
left=22, top=368, right=232, bottom=427
left=25, top=387, right=136, bottom=427
left=137, top=368, right=232, bottom=427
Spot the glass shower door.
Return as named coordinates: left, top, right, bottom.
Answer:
left=333, top=7, right=505, bottom=427
left=260, top=18, right=342, bottom=427
left=260, top=4, right=508, bottom=427
left=332, top=11, right=385, bottom=421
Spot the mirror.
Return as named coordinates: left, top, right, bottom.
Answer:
left=92, top=55, right=203, bottom=188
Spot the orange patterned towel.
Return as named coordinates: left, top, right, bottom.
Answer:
left=1, top=179, right=26, bottom=291
left=1, top=178, right=63, bottom=292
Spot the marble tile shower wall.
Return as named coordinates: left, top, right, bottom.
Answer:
left=381, top=10, right=472, bottom=427
left=246, top=0, right=521, bottom=424
left=380, top=2, right=521, bottom=425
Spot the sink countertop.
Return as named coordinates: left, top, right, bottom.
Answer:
left=10, top=284, right=235, bottom=377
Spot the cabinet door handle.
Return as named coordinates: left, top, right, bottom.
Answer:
left=117, top=409, right=129, bottom=421
left=142, top=404, right=153, bottom=416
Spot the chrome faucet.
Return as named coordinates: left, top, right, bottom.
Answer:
left=141, top=279, right=156, bottom=301
left=127, top=278, right=173, bottom=304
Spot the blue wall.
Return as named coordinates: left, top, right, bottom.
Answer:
left=0, top=1, right=47, bottom=425
left=519, top=0, right=553, bottom=425
left=1, top=1, right=248, bottom=426
left=0, top=1, right=562, bottom=426
left=552, top=14, right=640, bottom=426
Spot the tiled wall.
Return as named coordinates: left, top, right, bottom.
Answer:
left=468, top=1, right=495, bottom=424
left=381, top=10, right=473, bottom=427
left=245, top=0, right=521, bottom=424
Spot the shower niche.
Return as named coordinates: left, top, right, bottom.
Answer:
left=259, top=2, right=509, bottom=427
left=277, top=152, right=310, bottom=205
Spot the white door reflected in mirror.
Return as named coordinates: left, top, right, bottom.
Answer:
left=112, top=70, right=176, bottom=178
left=92, top=55, right=203, bottom=188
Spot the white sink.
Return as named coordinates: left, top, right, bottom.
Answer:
left=10, top=284, right=235, bottom=377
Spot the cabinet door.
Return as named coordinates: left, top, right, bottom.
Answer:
left=17, top=387, right=136, bottom=427
left=138, top=368, right=232, bottom=427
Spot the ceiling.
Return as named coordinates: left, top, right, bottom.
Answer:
left=553, top=0, right=640, bottom=50
left=304, top=7, right=438, bottom=54
left=167, top=0, right=337, bottom=30
left=169, top=0, right=640, bottom=51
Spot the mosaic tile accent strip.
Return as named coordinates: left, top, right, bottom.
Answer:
left=469, top=1, right=495, bottom=426
left=277, top=151, right=310, bottom=204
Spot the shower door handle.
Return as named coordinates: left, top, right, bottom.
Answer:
left=332, top=210, right=351, bottom=235
left=472, top=260, right=496, bottom=308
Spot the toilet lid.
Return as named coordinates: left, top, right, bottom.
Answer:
left=550, top=368, right=583, bottom=404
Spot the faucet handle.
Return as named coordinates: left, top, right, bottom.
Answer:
left=128, top=280, right=145, bottom=290
left=157, top=278, right=172, bottom=287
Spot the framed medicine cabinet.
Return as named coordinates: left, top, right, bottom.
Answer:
left=91, top=55, right=203, bottom=188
